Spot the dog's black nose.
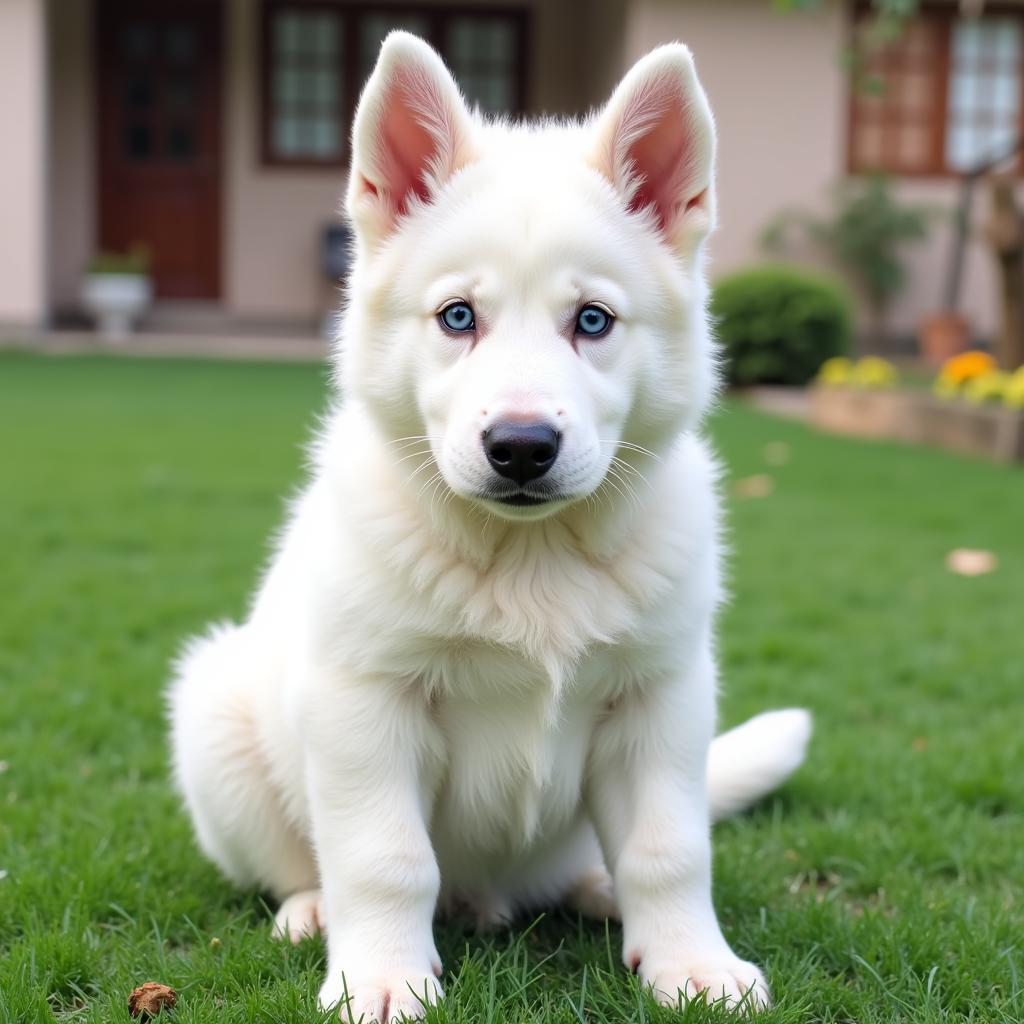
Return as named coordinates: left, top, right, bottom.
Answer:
left=483, top=422, right=560, bottom=484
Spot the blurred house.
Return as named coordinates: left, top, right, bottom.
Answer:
left=0, top=0, right=1019, bottom=341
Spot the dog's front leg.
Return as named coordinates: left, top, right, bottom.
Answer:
left=588, top=643, right=770, bottom=1012
left=302, top=673, right=444, bottom=1023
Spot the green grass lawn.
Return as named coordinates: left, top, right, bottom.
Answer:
left=1, top=352, right=1021, bottom=1024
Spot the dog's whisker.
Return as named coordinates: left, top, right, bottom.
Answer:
left=608, top=453, right=640, bottom=471
left=386, top=435, right=441, bottom=448
left=611, top=441, right=660, bottom=460
left=389, top=442, right=438, bottom=459
left=406, top=458, right=439, bottom=485
left=608, top=462, right=644, bottom=504
left=428, top=475, right=452, bottom=518
left=394, top=446, right=436, bottom=466
left=599, top=467, right=631, bottom=511
left=608, top=456, right=649, bottom=488
left=610, top=478, right=639, bottom=512
left=599, top=439, right=662, bottom=463
left=415, top=471, right=444, bottom=504
left=604, top=468, right=638, bottom=511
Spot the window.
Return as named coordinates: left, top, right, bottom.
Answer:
left=268, top=9, right=344, bottom=160
left=946, top=19, right=1021, bottom=170
left=848, top=7, right=1024, bottom=176
left=262, top=3, right=527, bottom=166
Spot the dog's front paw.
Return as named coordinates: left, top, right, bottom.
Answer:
left=319, top=969, right=442, bottom=1023
left=643, top=954, right=770, bottom=1012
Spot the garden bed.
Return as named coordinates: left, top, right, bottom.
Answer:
left=810, top=386, right=1024, bottom=463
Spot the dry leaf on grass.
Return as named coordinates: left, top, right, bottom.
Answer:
left=733, top=474, right=774, bottom=499
left=128, top=982, right=177, bottom=1019
left=945, top=549, right=998, bottom=577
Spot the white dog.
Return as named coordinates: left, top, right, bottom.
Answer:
left=170, top=32, right=811, bottom=1022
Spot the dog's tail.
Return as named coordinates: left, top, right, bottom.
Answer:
left=707, top=708, right=812, bottom=821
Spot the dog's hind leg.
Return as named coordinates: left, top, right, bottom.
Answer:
left=566, top=862, right=620, bottom=921
left=169, top=624, right=319, bottom=912
left=561, top=823, right=620, bottom=921
left=503, top=821, right=620, bottom=922
left=273, top=889, right=325, bottom=943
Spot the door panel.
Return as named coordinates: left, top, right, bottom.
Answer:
left=97, top=1, right=223, bottom=299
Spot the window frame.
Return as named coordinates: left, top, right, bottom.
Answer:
left=259, top=0, right=530, bottom=169
left=846, top=1, right=1024, bottom=178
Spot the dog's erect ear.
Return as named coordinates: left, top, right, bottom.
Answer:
left=590, top=44, right=716, bottom=253
left=347, top=32, right=477, bottom=246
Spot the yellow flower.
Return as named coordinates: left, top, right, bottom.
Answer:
left=1005, top=366, right=1024, bottom=408
left=933, top=376, right=960, bottom=399
left=817, top=356, right=854, bottom=385
left=963, top=371, right=1009, bottom=404
left=938, top=350, right=997, bottom=388
left=851, top=356, right=899, bottom=388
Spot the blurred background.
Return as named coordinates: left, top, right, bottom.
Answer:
left=0, top=0, right=1022, bottom=374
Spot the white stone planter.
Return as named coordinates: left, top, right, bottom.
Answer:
left=80, top=273, right=153, bottom=342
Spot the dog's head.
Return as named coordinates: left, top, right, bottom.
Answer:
left=338, top=33, right=717, bottom=521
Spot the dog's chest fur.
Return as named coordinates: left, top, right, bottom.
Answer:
left=430, top=647, right=602, bottom=858
left=297, top=438, right=713, bottom=871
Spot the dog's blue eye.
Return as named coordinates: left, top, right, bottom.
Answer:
left=576, top=304, right=613, bottom=338
left=439, top=301, right=475, bottom=333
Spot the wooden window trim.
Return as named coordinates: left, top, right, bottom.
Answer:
left=260, top=0, right=530, bottom=169
left=846, top=1, right=1024, bottom=178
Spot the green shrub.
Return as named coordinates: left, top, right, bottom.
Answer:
left=711, top=266, right=853, bottom=387
left=87, top=245, right=151, bottom=276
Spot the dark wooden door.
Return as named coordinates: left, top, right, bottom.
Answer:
left=97, top=0, right=223, bottom=299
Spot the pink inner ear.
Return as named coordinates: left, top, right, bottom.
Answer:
left=620, top=83, right=701, bottom=234
left=376, top=70, right=441, bottom=217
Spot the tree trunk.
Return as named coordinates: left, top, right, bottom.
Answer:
left=986, top=177, right=1024, bottom=371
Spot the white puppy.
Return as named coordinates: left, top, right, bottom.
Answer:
left=170, top=32, right=811, bottom=1022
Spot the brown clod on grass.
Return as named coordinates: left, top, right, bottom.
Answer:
left=128, top=982, right=177, bottom=1019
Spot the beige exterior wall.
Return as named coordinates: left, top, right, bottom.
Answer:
left=624, top=0, right=848, bottom=280
left=0, top=0, right=47, bottom=327
left=622, top=0, right=1007, bottom=339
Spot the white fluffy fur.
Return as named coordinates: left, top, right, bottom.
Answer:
left=169, top=33, right=812, bottom=1022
